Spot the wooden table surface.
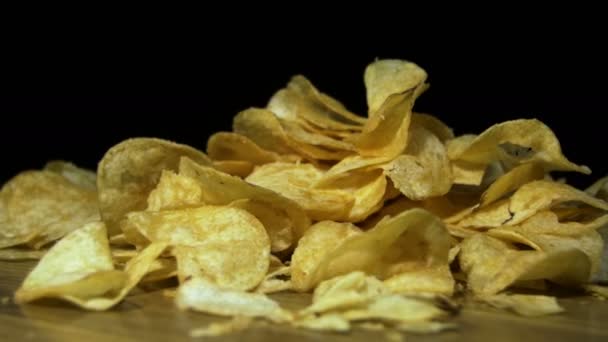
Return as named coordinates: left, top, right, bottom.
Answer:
left=1, top=260, right=607, bottom=342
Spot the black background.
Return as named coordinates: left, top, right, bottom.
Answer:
left=1, top=24, right=606, bottom=188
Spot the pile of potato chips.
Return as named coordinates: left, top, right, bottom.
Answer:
left=2, top=59, right=608, bottom=336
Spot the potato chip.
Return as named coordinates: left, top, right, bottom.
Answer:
left=233, top=108, right=350, bottom=161
left=488, top=225, right=604, bottom=276
left=229, top=199, right=294, bottom=252
left=291, top=221, right=362, bottom=292
left=345, top=60, right=428, bottom=158
left=176, top=277, right=292, bottom=323
left=479, top=163, right=545, bottom=207
left=448, top=119, right=590, bottom=174
left=124, top=206, right=270, bottom=290
left=278, top=118, right=355, bottom=151
left=411, top=113, right=454, bottom=143
left=97, top=138, right=212, bottom=235
left=44, top=160, right=97, bottom=190
left=268, top=75, right=365, bottom=131
left=246, top=162, right=354, bottom=221
left=15, top=221, right=125, bottom=304
left=212, top=160, right=254, bottom=177
left=459, top=234, right=591, bottom=295
left=586, top=175, right=608, bottom=201
left=207, top=132, right=299, bottom=165
left=179, top=157, right=310, bottom=240
left=0, top=170, right=99, bottom=249
left=189, top=317, right=253, bottom=337
left=146, top=170, right=203, bottom=211
left=477, top=294, right=564, bottom=316
left=310, top=209, right=452, bottom=290
left=383, top=125, right=452, bottom=200
left=364, top=59, right=428, bottom=117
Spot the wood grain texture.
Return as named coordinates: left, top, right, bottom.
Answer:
left=2, top=260, right=608, bottom=342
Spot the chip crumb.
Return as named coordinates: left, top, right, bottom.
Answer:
left=189, top=316, right=253, bottom=337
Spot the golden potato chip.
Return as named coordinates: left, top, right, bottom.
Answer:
left=179, top=157, right=310, bottom=240
left=268, top=75, right=365, bottom=131
left=233, top=107, right=298, bottom=155
left=316, top=170, right=387, bottom=222
left=0, top=170, right=99, bottom=249
left=254, top=263, right=292, bottom=294
left=459, top=234, right=591, bottom=295
left=124, top=206, right=270, bottom=290
left=207, top=132, right=298, bottom=165
left=586, top=175, right=608, bottom=201
left=383, top=125, right=452, bottom=200
left=291, top=221, right=362, bottom=292
left=246, top=162, right=354, bottom=221
left=315, top=154, right=393, bottom=187
left=146, top=170, right=203, bottom=211
left=212, top=160, right=254, bottom=177
left=411, top=113, right=454, bottom=143
left=383, top=267, right=454, bottom=296
left=477, top=294, right=564, bottom=316
left=448, top=119, right=590, bottom=174
left=364, top=59, right=428, bottom=117
left=479, top=163, right=545, bottom=207
left=97, top=138, right=212, bottom=235
left=189, top=317, right=253, bottom=337
left=15, top=221, right=125, bottom=304
left=229, top=199, right=294, bottom=252
left=310, top=209, right=452, bottom=290
left=293, top=313, right=351, bottom=332
left=508, top=180, right=608, bottom=225
left=44, top=160, right=97, bottom=190
left=176, top=277, right=292, bottom=323
left=450, top=160, right=487, bottom=186
left=488, top=225, right=604, bottom=276
left=233, top=108, right=350, bottom=161
left=277, top=117, right=355, bottom=152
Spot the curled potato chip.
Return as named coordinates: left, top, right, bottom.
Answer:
left=459, top=234, right=591, bottom=295
left=179, top=157, right=310, bottom=240
left=268, top=75, right=365, bottom=131
left=479, top=163, right=545, bottom=207
left=383, top=125, right=452, bottom=200
left=1, top=169, right=99, bottom=249
left=212, top=160, right=254, bottom=177
left=478, top=294, right=564, bottom=316
left=207, top=132, right=298, bottom=165
left=586, top=175, right=608, bottom=201
left=97, top=138, right=212, bottom=235
left=146, top=170, right=203, bottom=211
left=411, top=113, right=454, bottom=143
left=456, top=180, right=608, bottom=229
left=15, top=221, right=125, bottom=304
left=364, top=60, right=428, bottom=117
left=229, top=199, right=294, bottom=252
left=176, top=277, right=292, bottom=323
left=488, top=222, right=604, bottom=275
left=246, top=162, right=354, bottom=221
left=449, top=119, right=590, bottom=174
left=310, top=209, right=452, bottom=290
left=291, top=221, right=362, bottom=291
left=44, top=161, right=97, bottom=190
left=124, top=206, right=270, bottom=290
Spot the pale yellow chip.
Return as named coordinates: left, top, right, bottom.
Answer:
left=459, top=233, right=591, bottom=295
left=179, top=157, right=310, bottom=240
left=268, top=75, right=365, bottom=131
left=0, top=248, right=47, bottom=260
left=310, top=209, right=452, bottom=290
left=246, top=162, right=354, bottom=221
left=1, top=170, right=99, bottom=249
left=411, top=113, right=454, bottom=143
left=97, top=138, right=212, bottom=235
left=383, top=125, right=452, bottom=200
left=146, top=170, right=203, bottom=211
left=207, top=132, right=299, bottom=165
left=15, top=221, right=125, bottom=304
left=291, top=221, right=362, bottom=292
left=229, top=199, right=294, bottom=252
left=124, top=205, right=270, bottom=291
left=212, top=160, right=254, bottom=178
left=176, top=277, right=292, bottom=323
left=477, top=294, right=564, bottom=316
left=44, top=160, right=97, bottom=190
left=364, top=59, right=428, bottom=117
left=448, top=119, right=590, bottom=174
left=479, top=163, right=545, bottom=207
